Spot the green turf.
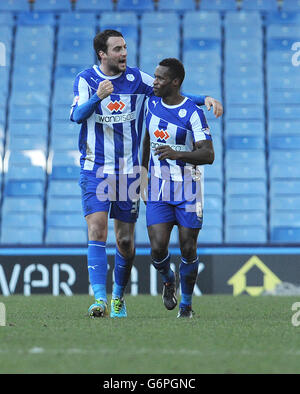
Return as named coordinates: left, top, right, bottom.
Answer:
left=0, top=295, right=299, bottom=374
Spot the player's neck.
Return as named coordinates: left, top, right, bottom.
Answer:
left=99, top=63, right=121, bottom=77
left=162, top=93, right=185, bottom=106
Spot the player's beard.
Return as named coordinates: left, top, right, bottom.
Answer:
left=108, top=58, right=126, bottom=74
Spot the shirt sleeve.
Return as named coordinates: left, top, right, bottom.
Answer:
left=70, top=75, right=98, bottom=123
left=139, top=70, right=154, bottom=97
left=183, top=94, right=206, bottom=106
left=189, top=108, right=212, bottom=142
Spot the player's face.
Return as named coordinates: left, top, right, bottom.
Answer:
left=153, top=66, right=173, bottom=97
left=102, top=36, right=127, bottom=74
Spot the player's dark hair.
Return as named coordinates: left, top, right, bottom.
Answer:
left=93, top=29, right=124, bottom=60
left=159, top=58, right=185, bottom=86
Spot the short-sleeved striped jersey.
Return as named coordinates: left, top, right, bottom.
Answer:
left=146, top=96, right=212, bottom=182
left=70, top=65, right=154, bottom=174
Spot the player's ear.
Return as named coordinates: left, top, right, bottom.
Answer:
left=98, top=50, right=106, bottom=60
left=172, top=77, right=181, bottom=88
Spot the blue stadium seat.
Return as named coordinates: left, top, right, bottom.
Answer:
left=226, top=211, right=266, bottom=227
left=203, top=195, right=223, bottom=212
left=225, top=120, right=264, bottom=136
left=183, top=11, right=221, bottom=25
left=141, top=25, right=180, bottom=42
left=47, top=212, right=86, bottom=228
left=117, top=0, right=155, bottom=11
left=242, top=0, right=278, bottom=10
left=200, top=0, right=237, bottom=10
left=58, top=26, right=95, bottom=40
left=141, top=12, right=179, bottom=25
left=50, top=165, right=80, bottom=181
left=204, top=211, right=223, bottom=228
left=271, top=227, right=300, bottom=243
left=75, top=0, right=114, bottom=11
left=271, top=196, right=300, bottom=210
left=205, top=180, right=223, bottom=196
left=267, top=38, right=295, bottom=51
left=225, top=149, right=265, bottom=164
left=10, top=91, right=50, bottom=107
left=14, top=48, right=53, bottom=67
left=2, top=197, right=44, bottom=214
left=7, top=134, right=47, bottom=152
left=58, top=12, right=97, bottom=25
left=51, top=105, right=72, bottom=121
left=224, top=11, right=262, bottom=25
left=5, top=180, right=45, bottom=197
left=197, top=226, right=222, bottom=243
left=226, top=24, right=262, bottom=39
left=56, top=50, right=94, bottom=67
left=270, top=210, right=300, bottom=227
left=225, top=89, right=264, bottom=105
left=225, top=226, right=267, bottom=244
left=270, top=149, right=300, bottom=164
left=267, top=24, right=300, bottom=38
left=226, top=180, right=267, bottom=197
left=225, top=105, right=264, bottom=121
left=183, top=23, right=221, bottom=39
left=5, top=150, right=46, bottom=167
left=50, top=134, right=78, bottom=151
left=33, top=0, right=72, bottom=12
left=269, top=135, right=300, bottom=150
left=50, top=150, right=80, bottom=166
left=17, top=12, right=56, bottom=26
left=269, top=105, right=300, bottom=120
left=100, top=12, right=138, bottom=26
left=226, top=195, right=266, bottom=211
left=183, top=50, right=221, bottom=66
left=48, top=180, right=81, bottom=197
left=2, top=212, right=43, bottom=229
left=5, top=165, right=46, bottom=182
left=225, top=39, right=263, bottom=54
left=184, top=38, right=221, bottom=52
left=45, top=228, right=87, bottom=244
left=226, top=136, right=265, bottom=150
left=267, top=50, right=292, bottom=65
left=158, top=0, right=196, bottom=11
left=51, top=121, right=79, bottom=137
left=1, top=228, right=43, bottom=245
left=270, top=180, right=300, bottom=196
left=265, top=11, right=300, bottom=25
left=226, top=163, right=266, bottom=181
left=268, top=90, right=300, bottom=105
left=0, top=0, right=30, bottom=12
left=0, top=12, right=15, bottom=26
left=270, top=163, right=300, bottom=180
left=46, top=197, right=82, bottom=214
left=281, top=0, right=300, bottom=11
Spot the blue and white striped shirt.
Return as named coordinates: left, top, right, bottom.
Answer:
left=70, top=65, right=153, bottom=174
left=146, top=96, right=212, bottom=182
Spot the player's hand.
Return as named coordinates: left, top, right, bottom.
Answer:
left=97, top=80, right=114, bottom=100
left=205, top=96, right=223, bottom=118
left=154, top=145, right=179, bottom=161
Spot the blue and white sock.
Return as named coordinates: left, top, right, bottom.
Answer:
left=152, top=253, right=175, bottom=284
left=87, top=241, right=107, bottom=303
left=179, top=257, right=199, bottom=309
left=112, top=248, right=134, bottom=299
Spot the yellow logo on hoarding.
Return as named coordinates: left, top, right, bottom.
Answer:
left=227, top=256, right=281, bottom=296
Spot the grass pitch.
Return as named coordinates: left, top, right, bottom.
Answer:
left=0, top=295, right=299, bottom=374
